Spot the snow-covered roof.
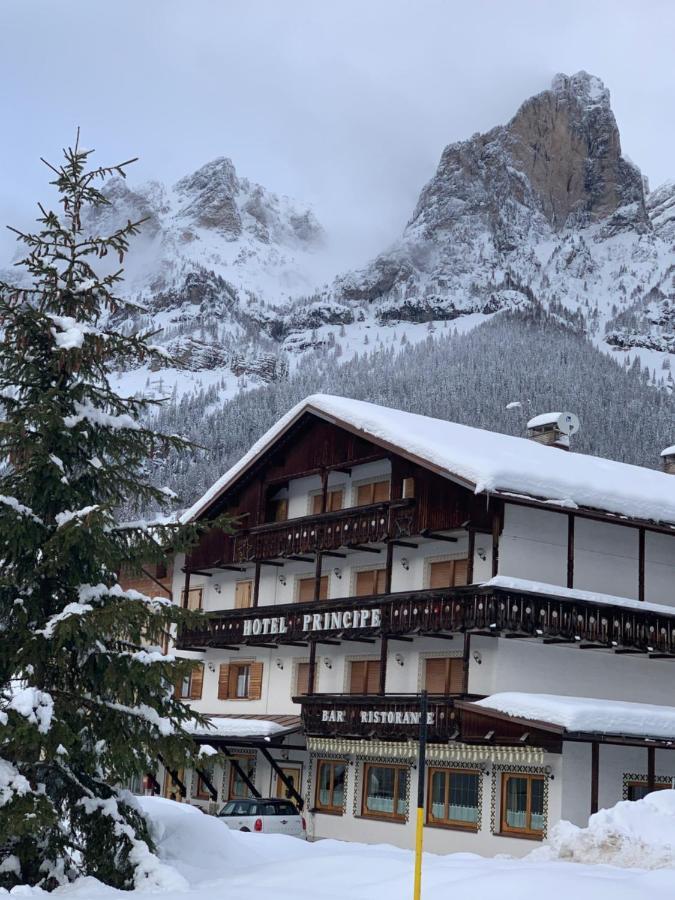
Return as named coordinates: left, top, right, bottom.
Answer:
left=661, top=445, right=675, bottom=458
left=182, top=394, right=675, bottom=528
left=527, top=411, right=563, bottom=429
left=474, top=692, right=675, bottom=741
left=187, top=714, right=301, bottom=741
left=484, top=576, right=675, bottom=618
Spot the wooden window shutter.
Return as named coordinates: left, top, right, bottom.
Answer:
left=328, top=489, right=344, bottom=511
left=453, top=558, right=469, bottom=587
left=365, top=660, right=381, bottom=694
left=448, top=657, right=464, bottom=694
left=311, top=493, right=323, bottom=514
left=356, top=482, right=373, bottom=506
left=296, top=662, right=310, bottom=696
left=248, top=662, right=264, bottom=700
left=217, top=664, right=230, bottom=700
left=235, top=581, right=253, bottom=609
left=273, top=499, right=288, bottom=522
left=349, top=661, right=366, bottom=694
left=373, top=480, right=391, bottom=502
left=402, top=477, right=415, bottom=499
left=181, top=587, right=203, bottom=610
left=189, top=664, right=204, bottom=700
left=356, top=569, right=385, bottom=596
left=425, top=658, right=448, bottom=694
left=298, top=576, right=328, bottom=602
left=375, top=569, right=387, bottom=594
left=429, top=560, right=454, bottom=589
left=318, top=575, right=329, bottom=600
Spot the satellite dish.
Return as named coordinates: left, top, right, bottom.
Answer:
left=557, top=412, right=580, bottom=436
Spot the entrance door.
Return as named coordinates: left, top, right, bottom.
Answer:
left=275, top=764, right=303, bottom=802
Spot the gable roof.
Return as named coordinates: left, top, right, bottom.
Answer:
left=182, top=394, right=675, bottom=529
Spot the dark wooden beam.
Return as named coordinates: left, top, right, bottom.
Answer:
left=384, top=540, right=394, bottom=594
left=252, top=561, right=261, bottom=608
left=320, top=467, right=329, bottom=514
left=322, top=551, right=347, bottom=559
left=140, top=566, right=172, bottom=599
left=288, top=555, right=315, bottom=563
left=491, top=511, right=500, bottom=578
left=462, top=632, right=471, bottom=694
left=347, top=544, right=381, bottom=554
left=421, top=530, right=458, bottom=543
left=420, top=632, right=454, bottom=640
left=195, top=767, right=219, bottom=801
left=591, top=741, right=599, bottom=814
left=467, top=527, right=475, bottom=584
left=183, top=569, right=212, bottom=577
left=638, top=527, right=646, bottom=603
left=216, top=565, right=248, bottom=572
left=259, top=560, right=285, bottom=567
left=379, top=636, right=388, bottom=695
left=313, top=551, right=323, bottom=603
left=341, top=636, right=376, bottom=643
left=182, top=569, right=191, bottom=611
left=388, top=540, right=419, bottom=549
left=307, top=639, right=317, bottom=694
left=647, top=745, right=656, bottom=792
left=315, top=639, right=341, bottom=646
left=567, top=513, right=575, bottom=589
left=388, top=635, right=414, bottom=642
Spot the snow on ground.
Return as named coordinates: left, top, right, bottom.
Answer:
left=12, top=793, right=675, bottom=899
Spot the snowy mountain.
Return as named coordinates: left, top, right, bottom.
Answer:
left=5, top=71, right=674, bottom=402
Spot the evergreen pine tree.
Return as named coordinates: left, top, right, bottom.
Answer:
left=0, top=136, right=214, bottom=890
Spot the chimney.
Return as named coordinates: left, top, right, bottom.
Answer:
left=526, top=412, right=580, bottom=451
left=661, top=446, right=675, bottom=474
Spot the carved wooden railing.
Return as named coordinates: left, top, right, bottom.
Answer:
left=177, top=583, right=675, bottom=657
left=231, top=499, right=416, bottom=563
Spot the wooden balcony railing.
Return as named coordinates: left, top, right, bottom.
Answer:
left=186, top=499, right=417, bottom=570
left=177, top=583, right=675, bottom=658
left=231, top=499, right=416, bottom=564
left=295, top=693, right=478, bottom=741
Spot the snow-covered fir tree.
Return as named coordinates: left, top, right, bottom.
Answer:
left=0, top=138, right=214, bottom=890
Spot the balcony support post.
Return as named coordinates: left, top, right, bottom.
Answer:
left=647, top=745, right=656, bottom=793
left=491, top=508, right=500, bottom=578
left=467, top=527, right=475, bottom=584
left=379, top=636, right=388, bottom=695
left=253, top=562, right=261, bottom=608
left=308, top=639, right=317, bottom=694
left=590, top=741, right=599, bottom=814
left=462, top=632, right=471, bottom=694
left=320, top=467, right=329, bottom=513
left=384, top=540, right=394, bottom=594
left=567, top=514, right=575, bottom=589
left=638, top=527, right=645, bottom=603
left=181, top=569, right=190, bottom=610
left=314, top=551, right=323, bottom=602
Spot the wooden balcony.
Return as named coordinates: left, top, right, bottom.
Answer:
left=177, top=583, right=675, bottom=658
left=295, top=693, right=476, bottom=742
left=186, top=499, right=417, bottom=570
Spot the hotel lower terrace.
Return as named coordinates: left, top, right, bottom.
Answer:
left=149, top=394, right=675, bottom=855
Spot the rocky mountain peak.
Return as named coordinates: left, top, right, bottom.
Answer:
left=175, top=157, right=242, bottom=238
left=550, top=70, right=610, bottom=109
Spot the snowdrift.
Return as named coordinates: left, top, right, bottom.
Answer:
left=533, top=789, right=675, bottom=868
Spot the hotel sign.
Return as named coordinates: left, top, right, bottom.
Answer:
left=242, top=607, right=382, bottom=638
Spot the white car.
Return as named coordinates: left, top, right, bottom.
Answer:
left=218, top=798, right=307, bottom=838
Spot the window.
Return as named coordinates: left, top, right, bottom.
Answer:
left=311, top=489, right=344, bottom=514
left=429, top=559, right=469, bottom=589
left=355, top=569, right=387, bottom=596
left=195, top=762, right=215, bottom=801
left=424, top=657, right=463, bottom=695
left=295, top=661, right=311, bottom=696
left=235, top=580, right=253, bottom=609
left=427, top=768, right=479, bottom=830
left=155, top=560, right=168, bottom=579
left=356, top=480, right=390, bottom=506
left=180, top=587, right=203, bottom=610
left=297, top=575, right=329, bottom=603
left=362, top=764, right=408, bottom=821
left=228, top=757, right=255, bottom=800
left=316, top=760, right=346, bottom=814
left=402, top=477, right=415, bottom=499
left=349, top=659, right=381, bottom=694
left=500, top=774, right=545, bottom=837
left=176, top=663, right=204, bottom=700
left=625, top=780, right=672, bottom=801
left=217, top=662, right=263, bottom=700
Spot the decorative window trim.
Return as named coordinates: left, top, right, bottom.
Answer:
left=490, top=763, right=549, bottom=840
left=622, top=772, right=674, bottom=799
left=355, top=760, right=411, bottom=824
left=313, top=758, right=348, bottom=816
left=227, top=752, right=257, bottom=800
left=417, top=650, right=463, bottom=692
left=426, top=764, right=484, bottom=832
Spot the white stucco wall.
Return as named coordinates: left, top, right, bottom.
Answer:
left=573, top=518, right=639, bottom=599
left=645, top=531, right=675, bottom=607
left=499, top=505, right=567, bottom=586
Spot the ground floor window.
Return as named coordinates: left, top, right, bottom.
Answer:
left=228, top=756, right=255, bottom=800
left=500, top=773, right=545, bottom=837
left=362, top=764, right=408, bottom=821
left=625, top=779, right=673, bottom=801
left=428, top=768, right=479, bottom=830
left=316, top=760, right=346, bottom=814
left=195, top=761, right=215, bottom=801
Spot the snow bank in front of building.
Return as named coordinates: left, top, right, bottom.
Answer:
left=534, top=790, right=675, bottom=868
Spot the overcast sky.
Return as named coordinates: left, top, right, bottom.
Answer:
left=1, top=0, right=673, bottom=270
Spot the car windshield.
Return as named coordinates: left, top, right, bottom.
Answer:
left=219, top=801, right=253, bottom=816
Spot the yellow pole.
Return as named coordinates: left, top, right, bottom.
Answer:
left=413, top=690, right=428, bottom=900
left=413, top=806, right=424, bottom=900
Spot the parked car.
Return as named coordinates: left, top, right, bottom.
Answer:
left=218, top=798, right=307, bottom=838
